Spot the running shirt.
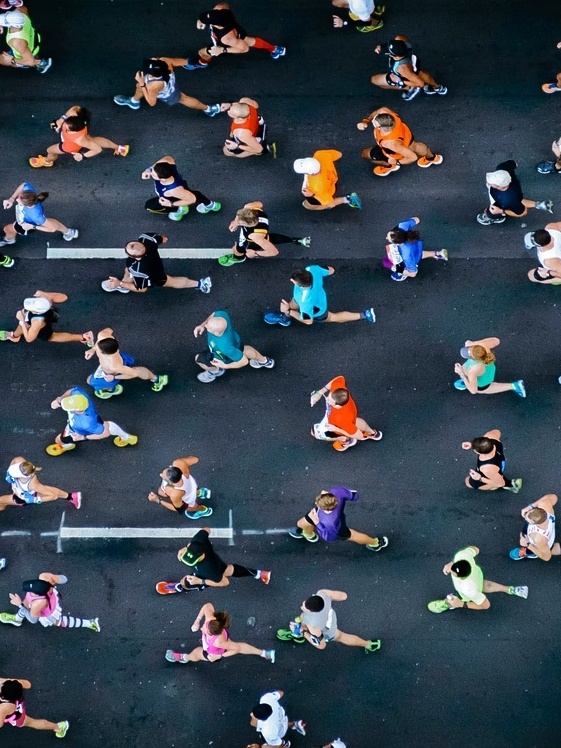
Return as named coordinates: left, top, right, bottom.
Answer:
left=201, top=621, right=229, bottom=655
left=315, top=486, right=358, bottom=542
left=293, top=265, right=330, bottom=319
left=488, top=160, right=525, bottom=215
left=476, top=439, right=506, bottom=475
left=6, top=14, right=39, bottom=60
left=5, top=463, right=37, bottom=503
left=301, top=591, right=338, bottom=640
left=230, top=105, right=264, bottom=142
left=1, top=696, right=26, bottom=728
left=126, top=233, right=167, bottom=290
left=374, top=115, right=413, bottom=159
left=395, top=217, right=423, bottom=273
left=237, top=210, right=269, bottom=251
left=160, top=473, right=198, bottom=507
left=325, top=376, right=358, bottom=435
left=306, top=150, right=341, bottom=205
left=206, top=310, right=244, bottom=363
left=15, top=183, right=46, bottom=226
left=153, top=164, right=188, bottom=199
left=182, top=529, right=227, bottom=582
left=145, top=71, right=178, bottom=103
left=451, top=547, right=486, bottom=605
left=538, top=229, right=561, bottom=268
left=60, top=121, right=88, bottom=154
left=255, top=691, right=289, bottom=746
left=206, top=8, right=244, bottom=45
left=349, top=0, right=375, bottom=19
left=464, top=358, right=496, bottom=388
left=528, top=513, right=556, bottom=549
left=24, top=308, right=57, bottom=341
left=66, top=386, right=104, bottom=436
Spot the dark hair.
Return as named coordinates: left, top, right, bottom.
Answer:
left=20, top=190, right=49, bottom=206
left=22, top=578, right=53, bottom=596
left=153, top=162, right=175, bottom=180
left=207, top=610, right=230, bottom=634
left=166, top=466, right=183, bottom=483
left=252, top=703, right=273, bottom=720
left=186, top=540, right=205, bottom=556
left=97, top=337, right=119, bottom=355
left=0, top=680, right=23, bottom=702
left=65, top=107, right=90, bottom=131
left=290, top=269, right=313, bottom=287
left=471, top=437, right=493, bottom=454
left=304, top=594, right=325, bottom=612
left=450, top=560, right=471, bottom=578
left=142, top=58, right=170, bottom=80
left=374, top=113, right=395, bottom=129
left=331, top=388, right=349, bottom=405
left=532, top=229, right=552, bottom=248
left=388, top=227, right=421, bottom=244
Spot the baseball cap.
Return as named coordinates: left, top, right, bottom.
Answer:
left=0, top=9, right=25, bottom=27
left=524, top=231, right=539, bottom=250
left=60, top=394, right=89, bottom=412
left=23, top=296, right=51, bottom=314
left=386, top=40, right=409, bottom=57
left=7, top=461, right=28, bottom=479
left=460, top=346, right=472, bottom=359
left=293, top=157, right=321, bottom=175
left=485, top=169, right=511, bottom=188
left=179, top=542, right=205, bottom=566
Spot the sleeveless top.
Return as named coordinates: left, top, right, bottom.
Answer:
left=537, top=229, right=561, bottom=268
left=238, top=209, right=269, bottom=249
left=476, top=439, right=506, bottom=475
left=60, top=122, right=88, bottom=153
left=464, top=357, right=496, bottom=387
left=5, top=465, right=37, bottom=502
left=202, top=622, right=229, bottom=655
left=23, top=587, right=59, bottom=618
left=528, top=513, right=556, bottom=549
left=145, top=72, right=176, bottom=101
left=154, top=164, right=188, bottom=198
left=160, top=473, right=197, bottom=505
left=374, top=115, right=413, bottom=157
left=7, top=15, right=39, bottom=60
left=1, top=696, right=26, bottom=726
left=230, top=105, right=262, bottom=137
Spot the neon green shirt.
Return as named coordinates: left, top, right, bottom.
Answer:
left=451, top=547, right=486, bottom=604
left=7, top=16, right=39, bottom=60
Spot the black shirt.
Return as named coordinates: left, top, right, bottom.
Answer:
left=126, top=233, right=166, bottom=290
left=476, top=439, right=506, bottom=475
left=187, top=529, right=228, bottom=582
left=489, top=160, right=525, bottom=215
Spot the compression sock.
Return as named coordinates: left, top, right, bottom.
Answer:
left=107, top=421, right=130, bottom=439
left=252, top=37, right=276, bottom=52
left=60, top=615, right=97, bottom=628
left=231, top=564, right=257, bottom=578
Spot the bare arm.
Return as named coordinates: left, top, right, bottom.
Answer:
left=465, top=337, right=500, bottom=349
left=318, top=589, right=348, bottom=602
left=483, top=429, right=501, bottom=440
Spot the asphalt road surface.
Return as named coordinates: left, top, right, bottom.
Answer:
left=1, top=1, right=561, bottom=747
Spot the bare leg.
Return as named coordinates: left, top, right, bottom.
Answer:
left=410, top=141, right=434, bottom=159
left=48, top=332, right=85, bottom=343
left=302, top=197, right=349, bottom=211
left=370, top=75, right=395, bottom=89
left=334, top=629, right=370, bottom=647
left=522, top=199, right=536, bottom=209
left=23, top=716, right=60, bottom=732
left=33, top=484, right=69, bottom=502
left=296, top=516, right=316, bottom=539
left=122, top=365, right=156, bottom=381
left=163, top=276, right=198, bottom=289
left=90, top=135, right=119, bottom=150
left=185, top=646, right=208, bottom=662
left=325, top=311, right=362, bottom=323
left=476, top=382, right=516, bottom=395
left=36, top=218, right=69, bottom=234
left=0, top=494, right=16, bottom=511
left=243, top=345, right=267, bottom=363
left=195, top=356, right=220, bottom=374
left=360, top=147, right=389, bottom=165
left=422, top=250, right=439, bottom=259
left=348, top=528, right=380, bottom=545
left=355, top=417, right=378, bottom=436
left=419, top=71, right=439, bottom=88
left=482, top=579, right=511, bottom=594
left=178, top=93, right=208, bottom=111
left=3, top=223, right=17, bottom=240
left=44, top=144, right=61, bottom=164
left=222, top=640, right=264, bottom=657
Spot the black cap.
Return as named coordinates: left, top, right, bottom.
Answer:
left=386, top=40, right=409, bottom=57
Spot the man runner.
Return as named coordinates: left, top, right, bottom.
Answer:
left=332, top=0, right=384, bottom=33
left=461, top=429, right=522, bottom=493
left=142, top=155, right=220, bottom=220
left=524, top=223, right=561, bottom=285
left=293, top=152, right=362, bottom=211
left=0, top=9, right=51, bottom=72
left=148, top=455, right=212, bottom=519
left=477, top=162, right=553, bottom=225
left=509, top=494, right=561, bottom=561
left=371, top=36, right=447, bottom=101
left=223, top=97, right=276, bottom=158
left=248, top=690, right=307, bottom=748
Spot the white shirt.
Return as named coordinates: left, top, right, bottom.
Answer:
left=348, top=0, right=374, bottom=20
left=256, top=691, right=288, bottom=745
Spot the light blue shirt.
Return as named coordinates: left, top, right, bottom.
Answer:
left=293, top=265, right=330, bottom=319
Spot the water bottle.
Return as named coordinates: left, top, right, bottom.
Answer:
left=290, top=616, right=302, bottom=636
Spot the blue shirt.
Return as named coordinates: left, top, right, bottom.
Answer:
left=15, top=183, right=46, bottom=227
left=66, top=386, right=104, bottom=436
left=206, top=311, right=243, bottom=363
left=396, top=217, right=423, bottom=273
left=293, top=265, right=330, bottom=319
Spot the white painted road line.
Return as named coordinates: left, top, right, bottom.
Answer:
left=59, top=527, right=234, bottom=539
left=1, top=530, right=32, bottom=537
left=47, top=247, right=231, bottom=259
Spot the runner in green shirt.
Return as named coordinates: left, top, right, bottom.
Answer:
left=0, top=9, right=51, bottom=73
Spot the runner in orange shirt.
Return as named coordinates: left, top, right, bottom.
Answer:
left=310, top=375, right=382, bottom=452
left=223, top=97, right=276, bottom=158
left=357, top=106, right=442, bottom=176
left=293, top=151, right=361, bottom=210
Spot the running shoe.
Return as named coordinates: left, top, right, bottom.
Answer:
left=62, top=229, right=79, bottom=241
left=264, top=312, right=291, bottom=326
left=542, top=82, right=561, bottom=94
left=113, top=435, right=138, bottom=447
left=365, top=639, right=381, bottom=653
left=114, top=144, right=130, bottom=157
left=198, top=276, right=212, bottom=293
left=427, top=599, right=451, bottom=613
left=293, top=720, right=307, bottom=736
left=156, top=582, right=183, bottom=595
left=259, top=570, right=271, bottom=584
left=417, top=154, right=444, bottom=168
left=346, top=192, right=362, bottom=209
left=46, top=443, right=76, bottom=456
left=197, top=201, right=221, bottom=214
left=0, top=255, right=14, bottom=267
left=424, top=84, right=447, bottom=95
left=218, top=253, right=246, bottom=266
left=435, top=249, right=448, bottom=260
left=288, top=527, right=319, bottom=542
left=476, top=211, right=506, bottom=225
left=512, top=380, right=526, bottom=398
left=0, top=331, right=18, bottom=341
left=0, top=612, right=22, bottom=626
left=374, top=163, right=400, bottom=176
left=504, top=478, right=523, bottom=493
left=332, top=438, right=358, bottom=451
left=536, top=199, right=554, bottom=213
left=391, top=271, right=407, bottom=281
left=197, top=487, right=211, bottom=500
left=55, top=721, right=69, bottom=739
left=165, top=650, right=189, bottom=663
left=185, top=506, right=213, bottom=519
left=197, top=369, right=224, bottom=383
left=204, top=104, right=221, bottom=117
left=509, top=547, right=537, bottom=560
left=0, top=559, right=6, bottom=571
left=249, top=357, right=275, bottom=369
left=69, top=491, right=82, bottom=509
left=267, top=142, right=278, bottom=158
left=357, top=19, right=384, bottom=31
left=88, top=617, right=101, bottom=633
left=364, top=307, right=376, bottom=323
left=363, top=429, right=383, bottom=440
left=94, top=385, right=124, bottom=400
left=37, top=57, right=52, bottom=74
left=0, top=237, right=16, bottom=246
left=101, top=280, right=130, bottom=293
left=276, top=628, right=305, bottom=643
left=29, top=154, right=53, bottom=168
left=169, top=205, right=190, bottom=221
left=151, top=374, right=169, bottom=392
left=508, top=585, right=529, bottom=599
left=183, top=59, right=208, bottom=70
left=366, top=536, right=389, bottom=552
left=298, top=236, right=311, bottom=248
left=402, top=87, right=422, bottom=101
left=263, top=649, right=276, bottom=662
left=113, top=95, right=141, bottom=109
left=537, top=161, right=558, bottom=174
left=453, top=379, right=467, bottom=390
left=270, top=46, right=286, bottom=59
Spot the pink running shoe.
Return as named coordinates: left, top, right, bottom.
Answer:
left=69, top=492, right=82, bottom=509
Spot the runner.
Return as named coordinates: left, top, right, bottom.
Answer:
left=313, top=740, right=346, bottom=748
left=85, top=327, right=168, bottom=399
left=0, top=676, right=68, bottom=738
left=101, top=233, right=211, bottom=294
left=218, top=201, right=310, bottom=266
left=358, top=106, right=443, bottom=176
left=165, top=602, right=275, bottom=664
left=371, top=36, right=447, bottom=101
left=453, top=338, right=526, bottom=397
left=29, top=106, right=129, bottom=168
left=309, top=374, right=382, bottom=451
left=537, top=134, right=561, bottom=175
left=509, top=494, right=561, bottom=561
left=383, top=215, right=448, bottom=281
left=264, top=265, right=375, bottom=328
left=46, top=386, right=138, bottom=456
left=0, top=456, right=81, bottom=511
left=524, top=223, right=561, bottom=285
left=332, top=0, right=384, bottom=33
left=0, top=572, right=100, bottom=632
left=0, top=9, right=51, bottom=73
left=223, top=97, right=276, bottom=158
left=1, top=182, right=78, bottom=249
left=477, top=162, right=553, bottom=225
left=289, top=486, right=389, bottom=552
left=293, top=152, right=362, bottom=211
left=541, top=40, right=561, bottom=93
left=0, top=292, right=91, bottom=344
left=427, top=545, right=528, bottom=613
left=184, top=3, right=285, bottom=70
left=276, top=589, right=381, bottom=653
left=156, top=527, right=271, bottom=594
left=148, top=455, right=212, bottom=519
left=247, top=690, right=306, bottom=748
left=461, top=429, right=522, bottom=493
left=194, top=310, right=274, bottom=383
left=142, top=155, right=221, bottom=221
left=113, top=57, right=228, bottom=116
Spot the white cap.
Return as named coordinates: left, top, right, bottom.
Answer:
left=7, top=461, right=27, bottom=479
left=485, top=169, right=511, bottom=188
left=331, top=740, right=346, bottom=748
left=524, top=231, right=539, bottom=250
left=23, top=296, right=51, bottom=314
left=0, top=9, right=26, bottom=27
left=293, top=157, right=321, bottom=175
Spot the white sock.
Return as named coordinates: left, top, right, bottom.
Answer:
left=107, top=421, right=129, bottom=439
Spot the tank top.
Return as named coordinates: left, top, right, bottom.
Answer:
left=374, top=115, right=413, bottom=158
left=23, top=588, right=59, bottom=618
left=154, top=164, right=188, bottom=198
left=202, top=622, right=229, bottom=655
left=464, top=357, right=496, bottom=387
left=5, top=467, right=37, bottom=502
left=160, top=473, right=197, bottom=505
left=1, top=697, right=25, bottom=726
left=6, top=15, right=39, bottom=60
left=145, top=72, right=176, bottom=101
left=60, top=122, right=88, bottom=153
left=537, top=229, right=561, bottom=268
left=230, top=105, right=261, bottom=137
left=528, top=513, right=556, bottom=549
left=476, top=439, right=506, bottom=475
left=238, top=210, right=269, bottom=249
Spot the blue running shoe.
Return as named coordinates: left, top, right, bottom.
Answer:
left=270, top=46, right=286, bottom=60
left=346, top=192, right=362, bottom=209
left=364, top=308, right=376, bottom=323
left=512, top=380, right=526, bottom=398
left=509, top=547, right=537, bottom=560
left=264, top=312, right=291, bottom=326
left=183, top=59, right=208, bottom=70
left=391, top=271, right=407, bottom=281
left=454, top=379, right=467, bottom=391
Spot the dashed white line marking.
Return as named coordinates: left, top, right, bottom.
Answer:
left=47, top=247, right=230, bottom=259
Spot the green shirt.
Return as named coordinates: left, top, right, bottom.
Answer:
left=451, top=547, right=486, bottom=604
left=7, top=16, right=40, bottom=60
left=465, top=358, right=496, bottom=388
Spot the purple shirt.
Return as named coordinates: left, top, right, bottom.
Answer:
left=315, top=485, right=358, bottom=541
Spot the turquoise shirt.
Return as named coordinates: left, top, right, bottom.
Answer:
left=465, top=358, right=496, bottom=387
left=293, top=265, right=330, bottom=319
left=206, top=311, right=243, bottom=363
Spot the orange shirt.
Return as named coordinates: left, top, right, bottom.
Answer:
left=230, top=105, right=260, bottom=137
left=374, top=115, right=412, bottom=160
left=307, top=149, right=342, bottom=205
left=326, top=375, right=358, bottom=435
left=60, top=122, right=88, bottom=153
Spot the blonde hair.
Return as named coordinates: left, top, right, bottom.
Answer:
left=315, top=492, right=338, bottom=511
left=20, top=461, right=41, bottom=476
left=470, top=345, right=495, bottom=365
left=236, top=208, right=259, bottom=226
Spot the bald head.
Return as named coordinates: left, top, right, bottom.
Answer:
left=206, top=316, right=227, bottom=335
left=229, top=102, right=250, bottom=119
